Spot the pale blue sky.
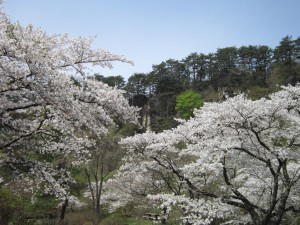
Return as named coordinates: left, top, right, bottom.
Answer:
left=4, top=0, right=300, bottom=80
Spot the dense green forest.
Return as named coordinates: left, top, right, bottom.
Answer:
left=96, top=35, right=300, bottom=132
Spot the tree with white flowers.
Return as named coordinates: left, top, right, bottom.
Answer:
left=107, top=85, right=300, bottom=225
left=0, top=1, right=138, bottom=216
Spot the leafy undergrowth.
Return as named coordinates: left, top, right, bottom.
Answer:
left=99, top=216, right=153, bottom=225
left=61, top=206, right=181, bottom=225
left=98, top=207, right=181, bottom=225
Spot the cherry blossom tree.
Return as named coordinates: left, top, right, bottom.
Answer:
left=83, top=134, right=124, bottom=221
left=0, top=1, right=138, bottom=212
left=107, top=85, right=300, bottom=225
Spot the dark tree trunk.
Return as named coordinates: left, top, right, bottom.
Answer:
left=60, top=198, right=68, bottom=220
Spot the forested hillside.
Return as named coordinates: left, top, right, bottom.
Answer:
left=98, top=36, right=300, bottom=132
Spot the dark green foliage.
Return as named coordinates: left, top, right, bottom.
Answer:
left=130, top=94, right=148, bottom=108
left=149, top=93, right=177, bottom=132
left=69, top=167, right=88, bottom=196
left=291, top=216, right=300, bottom=225
left=274, top=35, right=296, bottom=66
left=0, top=187, right=32, bottom=225
left=31, top=193, right=59, bottom=220
left=273, top=36, right=300, bottom=83
left=216, top=47, right=238, bottom=74
left=155, top=75, right=184, bottom=94
left=0, top=187, right=19, bottom=225
left=125, top=73, right=147, bottom=96
left=183, top=52, right=208, bottom=90
left=94, top=74, right=126, bottom=89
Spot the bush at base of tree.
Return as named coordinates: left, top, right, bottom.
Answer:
left=0, top=187, right=30, bottom=225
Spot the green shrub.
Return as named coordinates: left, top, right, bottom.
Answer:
left=176, top=90, right=203, bottom=119
left=0, top=187, right=30, bottom=225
